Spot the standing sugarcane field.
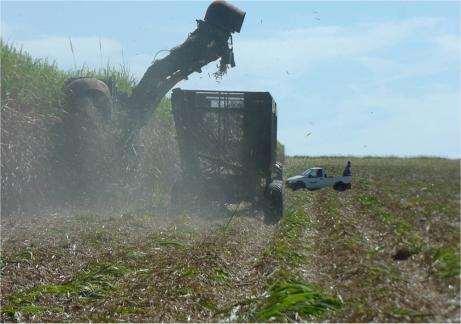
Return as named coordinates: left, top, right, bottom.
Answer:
left=1, top=1, right=460, bottom=322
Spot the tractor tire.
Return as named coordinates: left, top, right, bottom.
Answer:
left=264, top=180, right=284, bottom=224
left=64, top=77, right=112, bottom=120
left=59, top=77, right=115, bottom=201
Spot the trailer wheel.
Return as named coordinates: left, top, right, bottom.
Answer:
left=264, top=180, right=284, bottom=224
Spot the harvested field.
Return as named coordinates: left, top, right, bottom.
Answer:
left=1, top=156, right=459, bottom=322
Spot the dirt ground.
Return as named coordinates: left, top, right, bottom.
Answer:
left=1, top=157, right=459, bottom=322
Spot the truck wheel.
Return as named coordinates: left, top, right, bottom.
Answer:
left=333, top=182, right=347, bottom=192
left=293, top=182, right=304, bottom=191
left=264, top=180, right=283, bottom=224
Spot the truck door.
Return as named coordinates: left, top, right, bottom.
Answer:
left=313, top=169, right=325, bottom=189
left=305, top=169, right=319, bottom=189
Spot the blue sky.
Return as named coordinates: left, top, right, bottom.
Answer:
left=2, top=1, right=460, bottom=157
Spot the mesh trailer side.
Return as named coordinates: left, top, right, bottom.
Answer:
left=171, top=88, right=276, bottom=204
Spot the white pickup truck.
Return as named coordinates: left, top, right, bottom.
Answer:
left=286, top=167, right=352, bottom=191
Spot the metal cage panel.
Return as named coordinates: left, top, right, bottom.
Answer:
left=172, top=88, right=277, bottom=202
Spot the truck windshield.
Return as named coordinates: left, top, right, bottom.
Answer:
left=302, top=169, right=322, bottom=177
left=302, top=169, right=317, bottom=177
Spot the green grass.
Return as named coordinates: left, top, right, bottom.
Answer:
left=1, top=41, right=136, bottom=115
left=1, top=41, right=67, bottom=114
left=1, top=41, right=181, bottom=216
left=284, top=156, right=460, bottom=322
left=358, top=194, right=379, bottom=207
left=432, top=247, right=460, bottom=278
left=3, top=262, right=130, bottom=317
left=357, top=192, right=425, bottom=254
left=246, top=207, right=341, bottom=321
left=255, top=279, right=341, bottom=321
left=266, top=209, right=309, bottom=267
left=1, top=156, right=459, bottom=322
left=11, top=248, right=35, bottom=263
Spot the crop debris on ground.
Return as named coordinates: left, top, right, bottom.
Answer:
left=2, top=157, right=459, bottom=322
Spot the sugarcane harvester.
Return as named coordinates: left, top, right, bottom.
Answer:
left=61, top=1, right=245, bottom=192
left=64, top=0, right=246, bottom=142
left=62, top=1, right=283, bottom=221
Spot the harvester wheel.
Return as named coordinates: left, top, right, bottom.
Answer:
left=64, top=77, right=112, bottom=120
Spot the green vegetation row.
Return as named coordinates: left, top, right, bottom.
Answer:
left=1, top=41, right=174, bottom=215
left=1, top=41, right=135, bottom=115
left=284, top=156, right=460, bottom=322
left=251, top=207, right=341, bottom=321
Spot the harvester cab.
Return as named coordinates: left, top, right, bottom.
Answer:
left=171, top=89, right=284, bottom=223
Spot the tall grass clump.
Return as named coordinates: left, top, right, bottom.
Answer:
left=1, top=42, right=66, bottom=214
left=1, top=42, right=68, bottom=114
left=255, top=279, right=341, bottom=321
left=1, top=42, right=179, bottom=216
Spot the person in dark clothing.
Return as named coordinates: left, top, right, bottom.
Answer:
left=343, top=161, right=352, bottom=176
left=316, top=168, right=323, bottom=177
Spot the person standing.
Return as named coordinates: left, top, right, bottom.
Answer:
left=343, top=161, right=352, bottom=176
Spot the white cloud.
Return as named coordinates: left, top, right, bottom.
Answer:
left=279, top=88, right=460, bottom=157
left=434, top=34, right=461, bottom=57
left=125, top=53, right=153, bottom=81
left=356, top=55, right=457, bottom=90
left=233, top=17, right=445, bottom=75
